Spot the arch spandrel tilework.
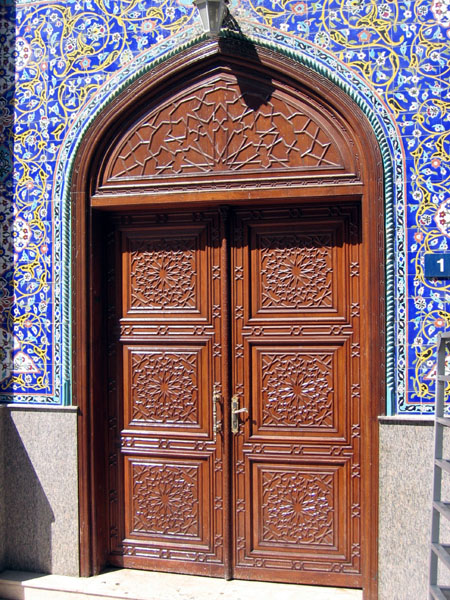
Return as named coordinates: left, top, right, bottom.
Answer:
left=1, top=0, right=449, bottom=413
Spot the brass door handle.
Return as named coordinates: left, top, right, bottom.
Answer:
left=231, top=394, right=248, bottom=434
left=213, top=384, right=221, bottom=441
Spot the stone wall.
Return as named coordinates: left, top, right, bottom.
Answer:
left=0, top=409, right=4, bottom=571
left=0, top=406, right=79, bottom=576
left=378, top=418, right=450, bottom=600
left=1, top=411, right=449, bottom=597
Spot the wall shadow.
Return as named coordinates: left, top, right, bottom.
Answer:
left=2, top=411, right=55, bottom=573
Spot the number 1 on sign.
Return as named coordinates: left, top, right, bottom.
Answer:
left=438, top=258, right=445, bottom=273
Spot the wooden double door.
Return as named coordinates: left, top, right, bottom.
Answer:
left=105, top=202, right=364, bottom=587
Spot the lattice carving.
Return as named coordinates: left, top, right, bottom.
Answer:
left=128, top=235, right=197, bottom=310
left=108, top=78, right=345, bottom=179
left=261, top=470, right=334, bottom=545
left=130, top=350, right=198, bottom=424
left=258, top=233, right=333, bottom=309
left=132, top=463, right=199, bottom=537
left=260, top=351, right=333, bottom=428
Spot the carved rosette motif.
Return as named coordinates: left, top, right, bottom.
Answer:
left=132, top=463, right=199, bottom=537
left=129, top=236, right=197, bottom=309
left=130, top=350, right=198, bottom=424
left=258, top=233, right=333, bottom=309
left=260, top=351, right=333, bottom=428
left=109, top=79, right=344, bottom=179
left=261, top=470, right=334, bottom=546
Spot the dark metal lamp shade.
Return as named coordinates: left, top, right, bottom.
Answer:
left=194, top=0, right=228, bottom=36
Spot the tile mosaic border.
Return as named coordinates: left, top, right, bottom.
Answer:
left=51, top=26, right=403, bottom=411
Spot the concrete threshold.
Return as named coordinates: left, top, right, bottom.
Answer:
left=0, top=569, right=362, bottom=600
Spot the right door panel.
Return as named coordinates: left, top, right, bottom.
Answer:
left=231, top=204, right=363, bottom=587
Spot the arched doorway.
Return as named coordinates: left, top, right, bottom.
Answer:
left=72, top=39, right=384, bottom=599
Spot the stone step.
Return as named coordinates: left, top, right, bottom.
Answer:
left=0, top=569, right=363, bottom=600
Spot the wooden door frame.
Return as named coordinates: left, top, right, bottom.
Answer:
left=71, top=38, right=384, bottom=599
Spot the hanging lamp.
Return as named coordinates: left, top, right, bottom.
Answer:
left=194, top=0, right=228, bottom=36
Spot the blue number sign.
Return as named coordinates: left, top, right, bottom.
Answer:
left=424, top=254, right=450, bottom=279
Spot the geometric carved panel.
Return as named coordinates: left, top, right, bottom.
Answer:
left=259, top=466, right=335, bottom=547
left=128, top=348, right=200, bottom=425
left=256, top=231, right=333, bottom=310
left=130, top=461, right=200, bottom=538
left=127, top=234, right=198, bottom=311
left=258, top=349, right=334, bottom=429
left=107, top=77, right=346, bottom=181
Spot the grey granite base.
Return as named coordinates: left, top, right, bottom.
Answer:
left=0, top=405, right=79, bottom=576
left=378, top=417, right=450, bottom=600
left=0, top=408, right=4, bottom=570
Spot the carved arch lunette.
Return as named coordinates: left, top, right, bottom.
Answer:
left=78, top=38, right=379, bottom=207
left=99, top=69, right=357, bottom=188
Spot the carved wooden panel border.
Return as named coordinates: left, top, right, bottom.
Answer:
left=127, top=458, right=204, bottom=541
left=249, top=217, right=347, bottom=319
left=121, top=225, right=209, bottom=319
left=253, top=344, right=343, bottom=433
left=124, top=345, right=207, bottom=431
left=256, top=462, right=342, bottom=551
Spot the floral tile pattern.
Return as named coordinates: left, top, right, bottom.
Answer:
left=1, top=0, right=449, bottom=412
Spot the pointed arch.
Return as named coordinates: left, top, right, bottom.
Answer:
left=70, top=38, right=386, bottom=598
left=58, top=33, right=401, bottom=412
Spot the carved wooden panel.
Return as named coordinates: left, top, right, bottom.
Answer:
left=109, top=83, right=343, bottom=177
left=254, top=346, right=338, bottom=431
left=258, top=232, right=333, bottom=309
left=129, top=237, right=197, bottom=310
left=99, top=69, right=358, bottom=193
left=259, top=465, right=336, bottom=547
left=124, top=346, right=206, bottom=429
left=122, top=226, right=207, bottom=318
left=249, top=219, right=345, bottom=318
left=129, top=460, right=201, bottom=538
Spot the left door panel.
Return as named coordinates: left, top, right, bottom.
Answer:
left=105, top=210, right=227, bottom=576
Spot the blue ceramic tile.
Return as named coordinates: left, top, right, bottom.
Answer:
left=0, top=0, right=449, bottom=407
